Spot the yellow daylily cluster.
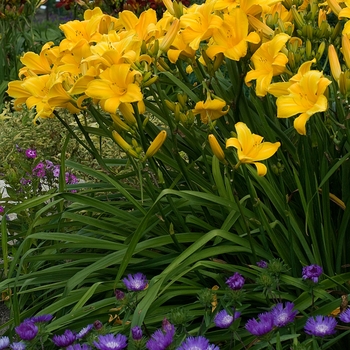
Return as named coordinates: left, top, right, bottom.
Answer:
left=7, top=0, right=350, bottom=170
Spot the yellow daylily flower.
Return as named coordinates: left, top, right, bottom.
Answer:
left=180, top=1, right=223, bottom=50
left=268, top=60, right=332, bottom=135
left=206, top=8, right=260, bottom=61
left=226, top=122, right=280, bottom=176
left=192, top=94, right=229, bottom=124
left=85, top=64, right=143, bottom=114
left=245, top=33, right=290, bottom=97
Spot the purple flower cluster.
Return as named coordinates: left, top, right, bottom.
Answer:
left=302, top=264, right=323, bottom=283
left=340, top=308, right=350, bottom=323
left=226, top=272, right=245, bottom=290
left=0, top=206, right=4, bottom=214
left=245, top=302, right=298, bottom=337
left=214, top=309, right=241, bottom=329
left=15, top=321, right=38, bottom=341
left=256, top=260, right=268, bottom=268
left=0, top=337, right=10, bottom=350
left=25, top=149, right=37, bottom=159
left=176, top=336, right=219, bottom=350
left=66, top=345, right=92, bottom=350
left=146, top=321, right=175, bottom=350
left=123, top=272, right=148, bottom=291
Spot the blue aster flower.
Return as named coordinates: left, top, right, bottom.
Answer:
left=66, top=344, right=92, bottom=350
left=304, top=315, right=337, bottom=337
left=302, top=265, right=323, bottom=283
left=0, top=337, right=10, bottom=350
left=245, top=312, right=274, bottom=337
left=27, top=314, right=53, bottom=323
left=214, top=309, right=241, bottom=328
left=176, top=336, right=209, bottom=350
left=339, top=308, right=350, bottom=323
left=15, top=321, right=38, bottom=341
left=122, top=273, right=148, bottom=291
left=93, top=334, right=128, bottom=350
left=271, top=302, right=298, bottom=327
left=10, top=342, right=26, bottom=350
left=131, top=326, right=143, bottom=340
left=146, top=323, right=175, bottom=350
left=76, top=324, right=93, bottom=339
left=52, top=329, right=76, bottom=347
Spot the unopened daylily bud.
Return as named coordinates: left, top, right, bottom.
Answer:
left=173, top=0, right=183, bottom=18
left=111, top=114, right=132, bottom=132
left=328, top=44, right=341, bottom=82
left=119, top=103, right=137, bottom=126
left=305, top=39, right=312, bottom=59
left=146, top=130, right=167, bottom=158
left=291, top=6, right=306, bottom=29
left=213, top=53, right=224, bottom=72
left=174, top=103, right=181, bottom=122
left=342, top=35, right=350, bottom=69
left=327, top=0, right=342, bottom=16
left=165, top=99, right=176, bottom=112
left=112, top=130, right=139, bottom=158
left=208, top=134, right=226, bottom=163
left=316, top=41, right=326, bottom=62
left=177, top=93, right=187, bottom=109
left=159, top=19, right=180, bottom=52
left=143, top=75, right=158, bottom=87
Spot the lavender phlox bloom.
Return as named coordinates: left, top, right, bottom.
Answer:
left=76, top=324, right=93, bottom=339
left=15, top=321, right=38, bottom=341
left=93, top=334, right=128, bottom=350
left=271, top=302, right=298, bottom=327
left=302, top=265, right=323, bottom=283
left=66, top=172, right=78, bottom=184
left=10, top=342, right=26, bottom=350
left=256, top=260, right=268, bottom=268
left=146, top=323, right=175, bottom=350
left=0, top=337, right=10, bottom=350
left=27, top=314, right=53, bottom=323
left=52, top=329, right=76, bottom=347
left=53, top=165, right=60, bottom=177
left=32, top=162, right=46, bottom=178
left=66, top=345, right=92, bottom=350
left=245, top=312, right=274, bottom=337
left=339, top=308, right=350, bottom=323
left=20, top=178, right=31, bottom=186
left=176, top=336, right=211, bottom=350
left=226, top=272, right=245, bottom=290
left=45, top=160, right=54, bottom=170
left=123, top=273, right=148, bottom=291
left=0, top=206, right=4, bottom=214
left=131, top=326, right=143, bottom=340
left=25, top=149, right=37, bottom=159
left=304, top=315, right=337, bottom=337
left=214, top=309, right=241, bottom=329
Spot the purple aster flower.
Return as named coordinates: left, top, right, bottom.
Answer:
left=25, top=149, right=37, bottom=159
left=66, top=345, right=92, bottom=350
left=76, top=324, right=94, bottom=339
left=146, top=323, right=175, bottom=350
left=115, top=290, right=125, bottom=300
left=28, top=314, right=53, bottom=323
left=131, top=326, right=143, bottom=340
left=32, top=163, right=46, bottom=178
left=10, top=342, right=26, bottom=350
left=214, top=309, right=241, bottom=328
left=53, top=165, right=60, bottom=177
left=52, top=329, right=76, bottom=347
left=271, top=302, right=298, bottom=327
left=245, top=312, right=274, bottom=337
left=304, top=316, right=337, bottom=337
left=257, top=260, right=268, bottom=268
left=176, top=336, right=209, bottom=350
left=0, top=336, right=10, bottom=350
left=207, top=345, right=220, bottom=350
left=339, top=309, right=350, bottom=323
left=93, top=334, right=128, bottom=350
left=123, top=273, right=148, bottom=291
left=302, top=265, right=323, bottom=283
left=0, top=206, right=4, bottom=214
left=15, top=321, right=38, bottom=341
left=226, top=272, right=245, bottom=290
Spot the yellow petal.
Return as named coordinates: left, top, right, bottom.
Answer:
left=293, top=112, right=310, bottom=135
left=254, top=162, right=268, bottom=176
left=226, top=137, right=241, bottom=149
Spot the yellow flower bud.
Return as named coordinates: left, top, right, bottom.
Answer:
left=159, top=19, right=180, bottom=52
left=145, top=130, right=167, bottom=158
left=342, top=35, right=350, bottom=69
left=328, top=44, right=341, bottom=82
left=208, top=134, right=226, bottom=163
left=112, top=130, right=139, bottom=158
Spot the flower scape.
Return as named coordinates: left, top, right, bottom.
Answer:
left=2, top=0, right=350, bottom=349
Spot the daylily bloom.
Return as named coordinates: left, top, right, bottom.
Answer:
left=268, top=59, right=332, bottom=135
left=85, top=64, right=143, bottom=114
left=192, top=94, right=229, bottom=124
left=206, top=8, right=260, bottom=61
left=245, top=33, right=290, bottom=96
left=226, top=122, right=280, bottom=176
left=180, top=2, right=223, bottom=50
